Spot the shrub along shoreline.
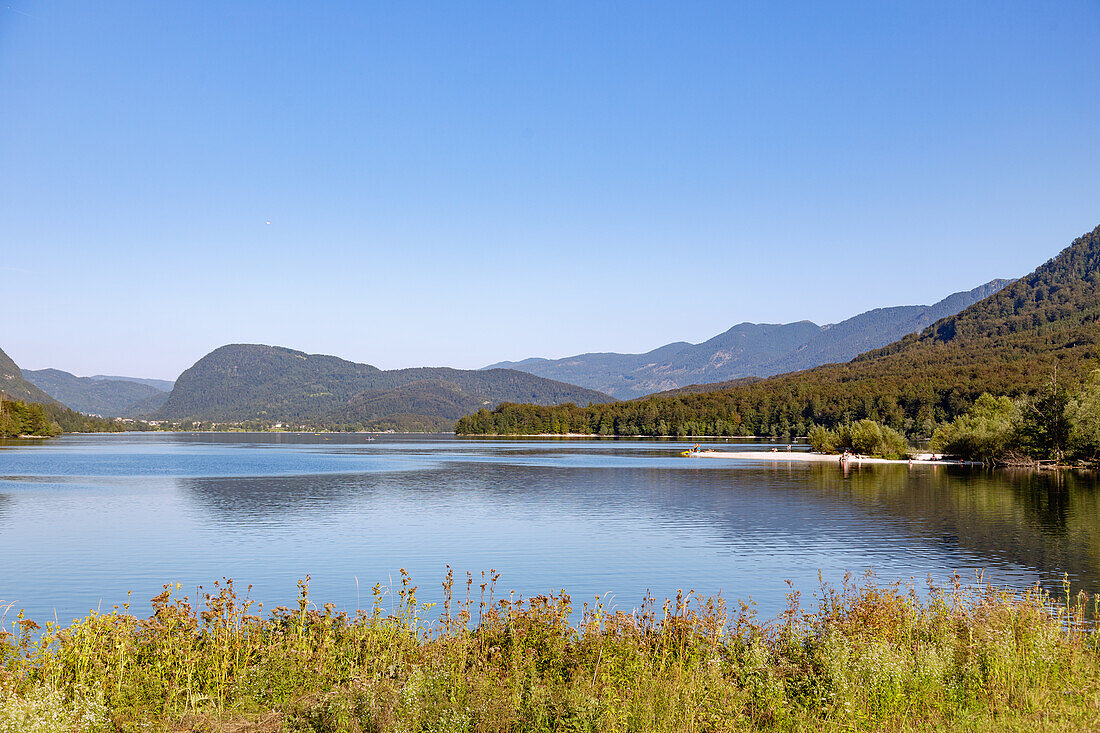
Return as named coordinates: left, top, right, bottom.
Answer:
left=2, top=571, right=1099, bottom=732
left=930, top=376, right=1100, bottom=466
left=808, top=419, right=912, bottom=460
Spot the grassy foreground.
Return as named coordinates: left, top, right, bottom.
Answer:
left=2, top=571, right=1099, bottom=732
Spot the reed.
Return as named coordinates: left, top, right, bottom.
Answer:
left=2, top=570, right=1099, bottom=732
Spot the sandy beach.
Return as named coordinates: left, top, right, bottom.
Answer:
left=687, top=450, right=970, bottom=466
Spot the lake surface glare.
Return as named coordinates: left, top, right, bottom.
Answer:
left=2, top=433, right=1097, bottom=624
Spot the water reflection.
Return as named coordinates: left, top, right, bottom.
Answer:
left=809, top=464, right=1100, bottom=589
left=1, top=434, right=1098, bottom=624
left=181, top=473, right=384, bottom=518
left=176, top=456, right=1100, bottom=593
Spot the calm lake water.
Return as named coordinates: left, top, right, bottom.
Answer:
left=2, top=433, right=1098, bottom=625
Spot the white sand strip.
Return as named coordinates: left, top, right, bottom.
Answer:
left=687, top=451, right=967, bottom=465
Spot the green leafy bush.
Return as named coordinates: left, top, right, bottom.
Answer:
left=809, top=419, right=910, bottom=459
left=807, top=424, right=835, bottom=453
left=1066, top=371, right=1100, bottom=461
left=931, top=393, right=1020, bottom=463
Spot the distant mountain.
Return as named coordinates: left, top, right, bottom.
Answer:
left=157, top=344, right=614, bottom=430
left=90, top=375, right=175, bottom=392
left=0, top=347, right=132, bottom=435
left=459, top=225, right=1100, bottom=437
left=124, top=390, right=172, bottom=417
left=643, top=227, right=1100, bottom=422
left=22, top=368, right=169, bottom=417
left=0, top=347, right=58, bottom=405
left=758, top=279, right=1011, bottom=376
left=486, top=280, right=1011, bottom=399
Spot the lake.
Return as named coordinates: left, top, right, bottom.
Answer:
left=1, top=432, right=1097, bottom=625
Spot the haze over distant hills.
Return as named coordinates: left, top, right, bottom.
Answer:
left=89, top=375, right=175, bottom=392
left=486, top=280, right=1011, bottom=399
left=459, top=225, right=1100, bottom=437
left=156, top=344, right=614, bottom=431
left=22, top=368, right=171, bottom=417
left=646, top=228, right=1100, bottom=417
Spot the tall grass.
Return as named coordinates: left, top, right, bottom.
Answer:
left=2, top=570, right=1099, bottom=732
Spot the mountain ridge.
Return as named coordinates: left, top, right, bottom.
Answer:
left=0, top=347, right=141, bottom=435
left=90, top=375, right=175, bottom=392
left=157, top=344, right=615, bottom=431
left=0, top=347, right=58, bottom=405
left=457, top=225, right=1099, bottom=436
left=22, top=368, right=170, bottom=417
left=485, top=280, right=1011, bottom=398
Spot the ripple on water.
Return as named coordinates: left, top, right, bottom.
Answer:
left=0, top=433, right=1097, bottom=622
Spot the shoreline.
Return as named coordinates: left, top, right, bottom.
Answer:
left=455, top=433, right=806, bottom=439
left=687, top=450, right=973, bottom=465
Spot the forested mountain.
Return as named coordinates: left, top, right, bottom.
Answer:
left=457, top=226, right=1100, bottom=437
left=0, top=346, right=58, bottom=405
left=90, top=375, right=175, bottom=392
left=486, top=280, right=1010, bottom=399
left=157, top=344, right=614, bottom=430
left=22, top=368, right=169, bottom=417
left=0, top=347, right=135, bottom=435
left=125, top=390, right=174, bottom=417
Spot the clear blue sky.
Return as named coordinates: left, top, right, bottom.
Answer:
left=2, top=1, right=1098, bottom=380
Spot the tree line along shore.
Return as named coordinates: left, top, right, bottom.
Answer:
left=456, top=374, right=1100, bottom=467
left=0, top=394, right=138, bottom=439
left=458, top=228, right=1100, bottom=457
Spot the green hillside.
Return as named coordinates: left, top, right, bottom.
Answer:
left=22, top=368, right=168, bottom=417
left=158, top=344, right=614, bottom=428
left=124, top=390, right=172, bottom=417
left=0, top=346, right=58, bottom=405
left=458, top=225, right=1100, bottom=437
left=0, top=347, right=147, bottom=436
left=89, top=374, right=175, bottom=391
